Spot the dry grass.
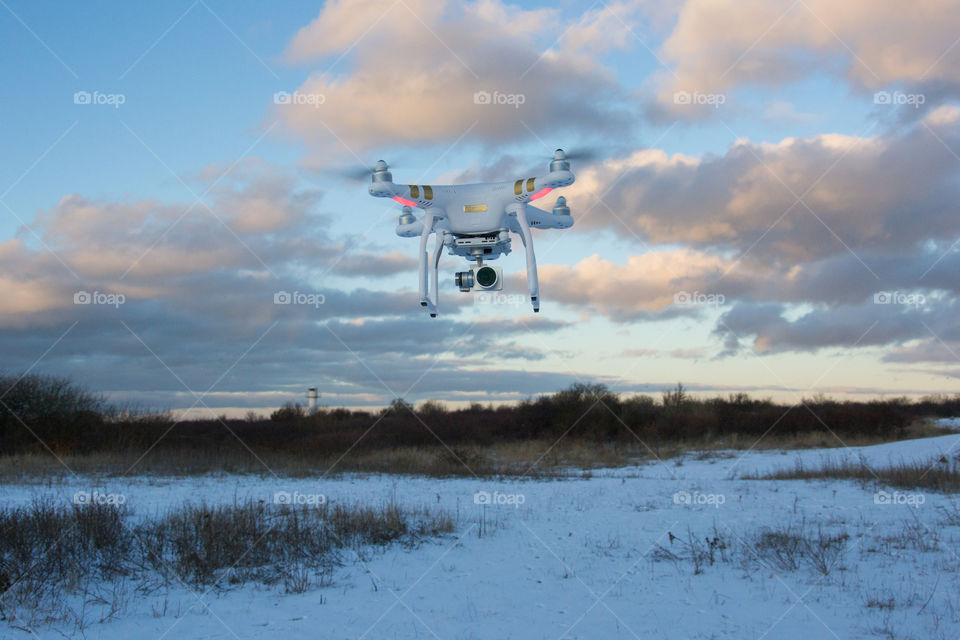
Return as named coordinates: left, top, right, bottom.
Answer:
left=651, top=521, right=851, bottom=577
left=703, top=419, right=954, bottom=451
left=0, top=440, right=654, bottom=480
left=749, top=456, right=960, bottom=493
left=0, top=419, right=954, bottom=480
left=0, top=498, right=455, bottom=627
left=4, top=374, right=958, bottom=481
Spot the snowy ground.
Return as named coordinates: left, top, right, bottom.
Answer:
left=5, top=426, right=960, bottom=639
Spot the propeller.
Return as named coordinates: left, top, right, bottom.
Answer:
left=334, top=165, right=378, bottom=182
left=552, top=147, right=601, bottom=163
left=519, top=147, right=603, bottom=176
left=331, top=159, right=398, bottom=182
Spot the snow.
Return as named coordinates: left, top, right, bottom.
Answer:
left=4, top=428, right=960, bottom=639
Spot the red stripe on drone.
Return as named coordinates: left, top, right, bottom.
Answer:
left=528, top=187, right=553, bottom=201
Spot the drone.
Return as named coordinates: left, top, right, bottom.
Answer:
left=364, top=149, right=576, bottom=317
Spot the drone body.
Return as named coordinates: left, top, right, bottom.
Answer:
left=367, top=149, right=577, bottom=316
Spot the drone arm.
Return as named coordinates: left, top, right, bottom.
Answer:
left=525, top=204, right=573, bottom=229
left=369, top=180, right=418, bottom=203
left=509, top=203, right=540, bottom=312
left=532, top=169, right=575, bottom=192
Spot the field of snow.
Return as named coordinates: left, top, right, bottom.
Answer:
left=4, top=428, right=960, bottom=639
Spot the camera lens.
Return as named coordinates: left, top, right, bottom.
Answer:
left=475, top=266, right=497, bottom=288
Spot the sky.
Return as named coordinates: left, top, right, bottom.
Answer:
left=2, top=0, right=959, bottom=416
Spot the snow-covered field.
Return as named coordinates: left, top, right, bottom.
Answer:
left=5, top=427, right=960, bottom=639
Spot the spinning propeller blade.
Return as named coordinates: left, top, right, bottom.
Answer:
left=553, top=147, right=601, bottom=163
left=332, top=158, right=402, bottom=182
left=335, top=165, right=378, bottom=182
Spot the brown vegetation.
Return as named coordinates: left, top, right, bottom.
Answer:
left=1, top=375, right=958, bottom=478
left=0, top=498, right=454, bottom=626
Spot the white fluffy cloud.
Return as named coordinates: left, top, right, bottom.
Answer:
left=564, top=113, right=960, bottom=265
left=274, top=0, right=642, bottom=161
left=0, top=160, right=424, bottom=328
left=532, top=250, right=752, bottom=320
left=510, top=109, right=960, bottom=357
left=651, top=0, right=960, bottom=117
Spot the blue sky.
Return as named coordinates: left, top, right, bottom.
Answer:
left=2, top=0, right=959, bottom=415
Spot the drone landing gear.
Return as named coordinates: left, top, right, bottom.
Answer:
left=417, top=212, right=443, bottom=318
left=514, top=203, right=540, bottom=313
left=428, top=230, right=443, bottom=317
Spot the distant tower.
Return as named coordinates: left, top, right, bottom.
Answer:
left=307, top=387, right=319, bottom=416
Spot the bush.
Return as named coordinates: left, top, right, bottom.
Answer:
left=0, top=376, right=948, bottom=474
left=0, top=498, right=455, bottom=624
left=270, top=402, right=306, bottom=422
left=0, top=374, right=108, bottom=453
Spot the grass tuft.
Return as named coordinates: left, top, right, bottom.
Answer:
left=0, top=498, right=454, bottom=626
left=748, top=456, right=960, bottom=493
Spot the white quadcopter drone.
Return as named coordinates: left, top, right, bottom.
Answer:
left=365, top=149, right=576, bottom=317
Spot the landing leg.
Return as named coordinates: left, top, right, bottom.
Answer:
left=417, top=212, right=435, bottom=309
left=428, top=230, right=443, bottom=317
left=514, top=203, right=540, bottom=312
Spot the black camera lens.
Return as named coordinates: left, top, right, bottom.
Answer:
left=475, top=266, right=498, bottom=288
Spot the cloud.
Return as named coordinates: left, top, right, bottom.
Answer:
left=0, top=156, right=586, bottom=409
left=650, top=0, right=960, bottom=118
left=273, top=0, right=641, bottom=161
left=504, top=114, right=960, bottom=358
left=0, top=159, right=453, bottom=330
left=884, top=340, right=960, bottom=364
left=0, top=312, right=570, bottom=410
left=762, top=100, right=818, bottom=125
left=529, top=250, right=752, bottom=321
left=564, top=117, right=960, bottom=266
left=714, top=298, right=959, bottom=355
left=330, top=251, right=418, bottom=276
